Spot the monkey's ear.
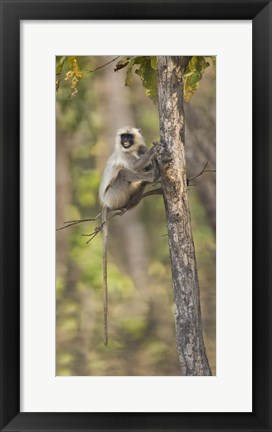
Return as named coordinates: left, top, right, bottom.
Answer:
left=138, top=128, right=142, bottom=135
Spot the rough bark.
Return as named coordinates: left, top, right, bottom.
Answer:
left=156, top=56, right=212, bottom=376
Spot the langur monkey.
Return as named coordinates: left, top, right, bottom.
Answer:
left=99, top=126, right=159, bottom=345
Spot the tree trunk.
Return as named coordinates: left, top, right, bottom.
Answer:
left=156, top=56, right=212, bottom=376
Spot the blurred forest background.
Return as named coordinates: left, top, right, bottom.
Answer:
left=56, top=56, right=216, bottom=376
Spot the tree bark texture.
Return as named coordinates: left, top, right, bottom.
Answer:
left=156, top=56, right=212, bottom=376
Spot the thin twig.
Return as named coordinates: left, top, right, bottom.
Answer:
left=83, top=225, right=104, bottom=244
left=64, top=215, right=101, bottom=223
left=188, top=161, right=216, bottom=184
left=82, top=209, right=127, bottom=244
left=86, top=56, right=120, bottom=74
left=56, top=213, right=101, bottom=231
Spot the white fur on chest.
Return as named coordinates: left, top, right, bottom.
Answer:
left=114, top=149, right=139, bottom=170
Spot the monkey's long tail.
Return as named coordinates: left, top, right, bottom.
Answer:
left=102, top=206, right=108, bottom=346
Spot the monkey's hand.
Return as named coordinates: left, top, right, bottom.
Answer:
left=151, top=159, right=160, bottom=183
left=152, top=141, right=161, bottom=150
left=133, top=145, right=157, bottom=171
left=152, top=140, right=165, bottom=158
left=150, top=142, right=161, bottom=182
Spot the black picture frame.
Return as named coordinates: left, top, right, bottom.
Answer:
left=0, top=1, right=271, bottom=431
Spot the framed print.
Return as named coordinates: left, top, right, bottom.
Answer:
left=0, top=0, right=271, bottom=431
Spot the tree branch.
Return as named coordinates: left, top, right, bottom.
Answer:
left=56, top=186, right=163, bottom=241
left=56, top=213, right=101, bottom=231
left=187, top=161, right=216, bottom=185
left=86, top=56, right=120, bottom=74
left=82, top=209, right=127, bottom=244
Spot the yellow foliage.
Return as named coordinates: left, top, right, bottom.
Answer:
left=64, top=57, right=83, bottom=97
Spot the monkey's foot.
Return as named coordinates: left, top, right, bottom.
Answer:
left=118, top=207, right=127, bottom=216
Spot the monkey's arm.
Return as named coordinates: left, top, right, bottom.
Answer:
left=132, top=145, right=157, bottom=171
left=104, top=164, right=153, bottom=193
left=102, top=164, right=120, bottom=194
left=118, top=167, right=156, bottom=183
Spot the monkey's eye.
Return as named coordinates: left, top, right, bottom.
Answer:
left=121, top=133, right=133, bottom=140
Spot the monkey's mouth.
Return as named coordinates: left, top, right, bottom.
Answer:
left=122, top=141, right=133, bottom=149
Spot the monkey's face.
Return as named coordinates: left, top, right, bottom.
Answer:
left=120, top=133, right=134, bottom=149
left=116, top=127, right=145, bottom=153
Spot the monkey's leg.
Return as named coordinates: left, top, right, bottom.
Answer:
left=125, top=184, right=146, bottom=209
left=126, top=186, right=163, bottom=209
left=140, top=187, right=163, bottom=199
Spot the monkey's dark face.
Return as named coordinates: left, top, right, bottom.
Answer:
left=120, top=133, right=134, bottom=149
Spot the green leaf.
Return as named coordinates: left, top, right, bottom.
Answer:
left=124, top=58, right=136, bottom=86
left=114, top=57, right=131, bottom=72
left=56, top=56, right=67, bottom=92
left=123, top=56, right=158, bottom=102
left=56, top=56, right=66, bottom=75
left=183, top=56, right=211, bottom=102
left=209, top=56, right=216, bottom=78
left=150, top=56, right=158, bottom=70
